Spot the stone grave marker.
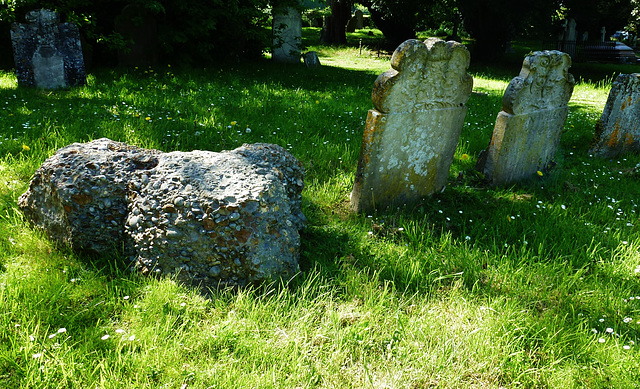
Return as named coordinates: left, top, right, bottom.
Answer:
left=350, top=38, right=473, bottom=213
left=477, top=50, right=574, bottom=185
left=273, top=7, right=302, bottom=63
left=589, top=73, right=640, bottom=157
left=114, top=4, right=158, bottom=67
left=302, top=51, right=321, bottom=69
left=354, top=10, right=364, bottom=29
left=10, top=9, right=86, bottom=89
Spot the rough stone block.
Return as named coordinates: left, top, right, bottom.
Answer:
left=350, top=38, right=473, bottom=213
left=590, top=73, right=640, bottom=157
left=18, top=139, right=305, bottom=288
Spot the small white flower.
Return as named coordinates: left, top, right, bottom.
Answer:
left=606, top=327, right=614, bottom=333
left=623, top=345, right=631, bottom=350
left=115, top=329, right=125, bottom=334
left=57, top=328, right=67, bottom=334
left=624, top=317, right=632, bottom=323
left=101, top=334, right=110, bottom=340
left=123, top=296, right=130, bottom=300
left=128, top=335, right=136, bottom=341
left=32, top=353, right=42, bottom=359
left=180, top=302, right=186, bottom=307
left=598, top=338, right=606, bottom=343
left=465, top=236, right=471, bottom=240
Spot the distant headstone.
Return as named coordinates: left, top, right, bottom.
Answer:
left=273, top=7, right=302, bottom=63
left=477, top=51, right=574, bottom=185
left=354, top=10, right=364, bottom=29
left=601, top=26, right=607, bottom=43
left=114, top=4, right=158, bottom=67
left=346, top=16, right=358, bottom=33
left=590, top=73, right=640, bottom=157
left=302, top=51, right=321, bottom=69
left=350, top=38, right=473, bottom=213
left=10, top=9, right=86, bottom=89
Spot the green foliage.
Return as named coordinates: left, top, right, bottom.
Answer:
left=0, top=0, right=275, bottom=65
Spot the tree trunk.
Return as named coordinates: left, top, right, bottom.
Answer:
left=321, top=0, right=350, bottom=45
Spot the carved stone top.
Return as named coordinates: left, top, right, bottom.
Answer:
left=502, top=50, right=574, bottom=115
left=25, top=9, right=59, bottom=25
left=372, top=38, right=473, bottom=114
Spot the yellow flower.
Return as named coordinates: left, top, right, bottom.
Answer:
left=230, top=121, right=237, bottom=126
left=315, top=100, right=320, bottom=104
left=537, top=170, right=544, bottom=177
left=145, top=117, right=151, bottom=121
left=461, top=153, right=469, bottom=160
left=22, top=144, right=30, bottom=151
left=167, top=117, right=173, bottom=120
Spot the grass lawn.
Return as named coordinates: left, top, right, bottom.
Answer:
left=1, top=34, right=640, bottom=388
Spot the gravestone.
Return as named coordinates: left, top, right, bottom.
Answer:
left=302, top=51, right=321, bottom=69
left=10, top=9, right=86, bottom=89
left=354, top=10, right=364, bottom=29
left=590, top=73, right=640, bottom=157
left=346, top=16, right=358, bottom=33
left=114, top=4, right=158, bottom=67
left=273, top=7, right=302, bottom=63
left=350, top=38, right=473, bottom=213
left=477, top=51, right=574, bottom=186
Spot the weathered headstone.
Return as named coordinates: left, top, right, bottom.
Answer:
left=18, top=139, right=306, bottom=288
left=10, top=9, right=86, bottom=89
left=350, top=38, right=473, bottom=213
left=477, top=51, right=574, bottom=185
left=114, top=4, right=158, bottom=67
left=590, top=73, right=640, bottom=157
left=302, top=51, right=321, bottom=69
left=354, top=10, right=364, bottom=29
left=346, top=10, right=364, bottom=32
left=273, top=7, right=302, bottom=63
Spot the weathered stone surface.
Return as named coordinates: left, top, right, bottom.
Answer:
left=350, top=38, right=473, bottom=213
left=10, top=9, right=86, bottom=89
left=478, top=50, right=574, bottom=185
left=302, top=51, right=321, bottom=68
left=18, top=139, right=160, bottom=253
left=19, top=139, right=305, bottom=287
left=272, top=7, right=302, bottom=63
left=590, top=73, right=640, bottom=157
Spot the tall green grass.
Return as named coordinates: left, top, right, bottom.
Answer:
left=1, top=41, right=640, bottom=388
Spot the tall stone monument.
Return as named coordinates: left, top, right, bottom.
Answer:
left=590, top=73, right=640, bottom=157
left=272, top=7, right=302, bottom=63
left=350, top=38, right=473, bottom=213
left=10, top=9, right=86, bottom=89
left=477, top=51, right=574, bottom=186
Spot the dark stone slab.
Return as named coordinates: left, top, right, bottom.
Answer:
left=10, top=9, right=86, bottom=89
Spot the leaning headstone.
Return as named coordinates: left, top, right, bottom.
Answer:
left=590, top=73, right=640, bottom=157
left=10, top=9, right=86, bottom=89
left=272, top=7, right=302, bottom=63
left=302, top=51, right=321, bottom=69
left=477, top=51, right=574, bottom=185
left=114, top=4, right=158, bottom=67
left=18, top=139, right=306, bottom=288
left=350, top=38, right=473, bottom=213
left=346, top=16, right=358, bottom=33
